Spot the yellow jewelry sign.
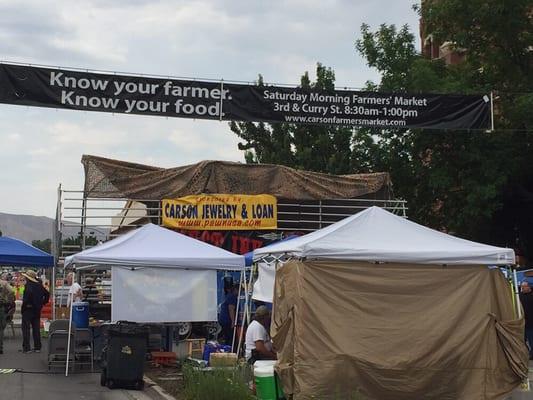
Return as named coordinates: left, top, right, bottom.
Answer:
left=162, top=194, right=277, bottom=230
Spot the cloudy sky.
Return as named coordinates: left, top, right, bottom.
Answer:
left=0, top=0, right=420, bottom=218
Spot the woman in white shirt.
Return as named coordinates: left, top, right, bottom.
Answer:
left=245, top=305, right=276, bottom=362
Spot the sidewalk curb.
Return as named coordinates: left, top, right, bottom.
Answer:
left=143, top=375, right=178, bottom=400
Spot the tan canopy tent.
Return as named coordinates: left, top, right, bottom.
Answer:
left=267, top=209, right=528, bottom=400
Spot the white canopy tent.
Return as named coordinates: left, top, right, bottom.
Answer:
left=254, top=206, right=514, bottom=264
left=65, top=223, right=245, bottom=271
left=63, top=223, right=245, bottom=375
left=252, top=206, right=515, bottom=302
left=65, top=223, right=245, bottom=322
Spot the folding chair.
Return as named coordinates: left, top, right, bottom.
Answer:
left=49, top=319, right=73, bottom=335
left=47, top=330, right=75, bottom=371
left=74, top=328, right=94, bottom=372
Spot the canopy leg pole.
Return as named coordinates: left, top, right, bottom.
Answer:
left=59, top=268, right=67, bottom=308
left=243, top=265, right=255, bottom=343
left=241, top=265, right=255, bottom=358
left=509, top=267, right=517, bottom=319
left=232, top=272, right=244, bottom=353
left=65, top=270, right=75, bottom=377
left=236, top=270, right=248, bottom=358
left=52, top=264, right=56, bottom=320
left=513, top=268, right=522, bottom=319
left=245, top=265, right=255, bottom=326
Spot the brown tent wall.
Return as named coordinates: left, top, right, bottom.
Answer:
left=271, top=260, right=528, bottom=400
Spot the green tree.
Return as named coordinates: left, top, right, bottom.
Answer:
left=62, top=235, right=98, bottom=247
left=32, top=238, right=52, bottom=253
left=354, top=1, right=533, bottom=255
left=230, top=64, right=354, bottom=174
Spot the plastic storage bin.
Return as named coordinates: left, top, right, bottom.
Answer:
left=72, top=302, right=89, bottom=329
left=100, top=322, right=149, bottom=390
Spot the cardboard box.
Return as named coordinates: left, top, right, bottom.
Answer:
left=174, top=339, right=205, bottom=360
left=56, top=306, right=70, bottom=319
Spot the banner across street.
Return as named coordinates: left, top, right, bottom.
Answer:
left=0, top=63, right=491, bottom=130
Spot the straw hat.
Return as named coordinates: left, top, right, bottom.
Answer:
left=21, top=270, right=38, bottom=283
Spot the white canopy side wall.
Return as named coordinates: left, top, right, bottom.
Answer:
left=112, top=267, right=218, bottom=323
left=252, top=261, right=277, bottom=303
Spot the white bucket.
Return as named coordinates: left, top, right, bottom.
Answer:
left=254, top=365, right=274, bottom=377
left=254, top=360, right=277, bottom=369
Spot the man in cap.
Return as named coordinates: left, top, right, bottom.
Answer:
left=245, top=305, right=276, bottom=362
left=0, top=274, right=15, bottom=354
left=21, top=270, right=49, bottom=353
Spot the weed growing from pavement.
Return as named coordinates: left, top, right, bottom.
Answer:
left=157, top=362, right=365, bottom=400
left=182, top=363, right=254, bottom=400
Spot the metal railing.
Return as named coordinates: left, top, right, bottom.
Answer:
left=53, top=187, right=407, bottom=264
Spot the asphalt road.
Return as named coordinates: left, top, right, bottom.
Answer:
left=0, top=330, right=159, bottom=400
left=2, top=325, right=533, bottom=399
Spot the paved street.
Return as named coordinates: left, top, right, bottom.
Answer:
left=2, top=326, right=533, bottom=399
left=510, top=374, right=533, bottom=400
left=0, top=330, right=163, bottom=400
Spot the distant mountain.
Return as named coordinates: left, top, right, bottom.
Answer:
left=0, top=212, right=54, bottom=243
left=0, top=212, right=108, bottom=243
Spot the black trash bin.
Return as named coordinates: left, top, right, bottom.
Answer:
left=100, top=321, right=149, bottom=390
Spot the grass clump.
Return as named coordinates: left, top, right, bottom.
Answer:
left=182, top=363, right=254, bottom=400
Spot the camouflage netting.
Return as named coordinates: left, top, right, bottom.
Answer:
left=82, top=155, right=391, bottom=200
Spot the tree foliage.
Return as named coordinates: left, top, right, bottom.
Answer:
left=62, top=236, right=99, bottom=247
left=230, top=65, right=354, bottom=174
left=354, top=1, right=533, bottom=257
left=32, top=238, right=52, bottom=254
left=229, top=1, right=532, bottom=259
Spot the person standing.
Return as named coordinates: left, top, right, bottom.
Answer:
left=21, top=270, right=49, bottom=353
left=520, top=280, right=533, bottom=359
left=219, top=284, right=239, bottom=345
left=0, top=275, right=15, bottom=355
left=82, top=277, right=100, bottom=305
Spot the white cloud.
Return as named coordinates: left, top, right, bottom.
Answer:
left=0, top=0, right=420, bottom=217
left=6, top=132, right=21, bottom=142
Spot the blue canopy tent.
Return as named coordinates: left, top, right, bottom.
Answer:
left=0, top=236, right=54, bottom=267
left=516, top=269, right=533, bottom=284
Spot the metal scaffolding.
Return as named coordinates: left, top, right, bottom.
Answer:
left=53, top=186, right=408, bottom=266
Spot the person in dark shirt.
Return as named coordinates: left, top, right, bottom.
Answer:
left=219, top=284, right=239, bottom=345
left=83, top=277, right=100, bottom=305
left=519, top=280, right=533, bottom=359
left=21, top=270, right=50, bottom=353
